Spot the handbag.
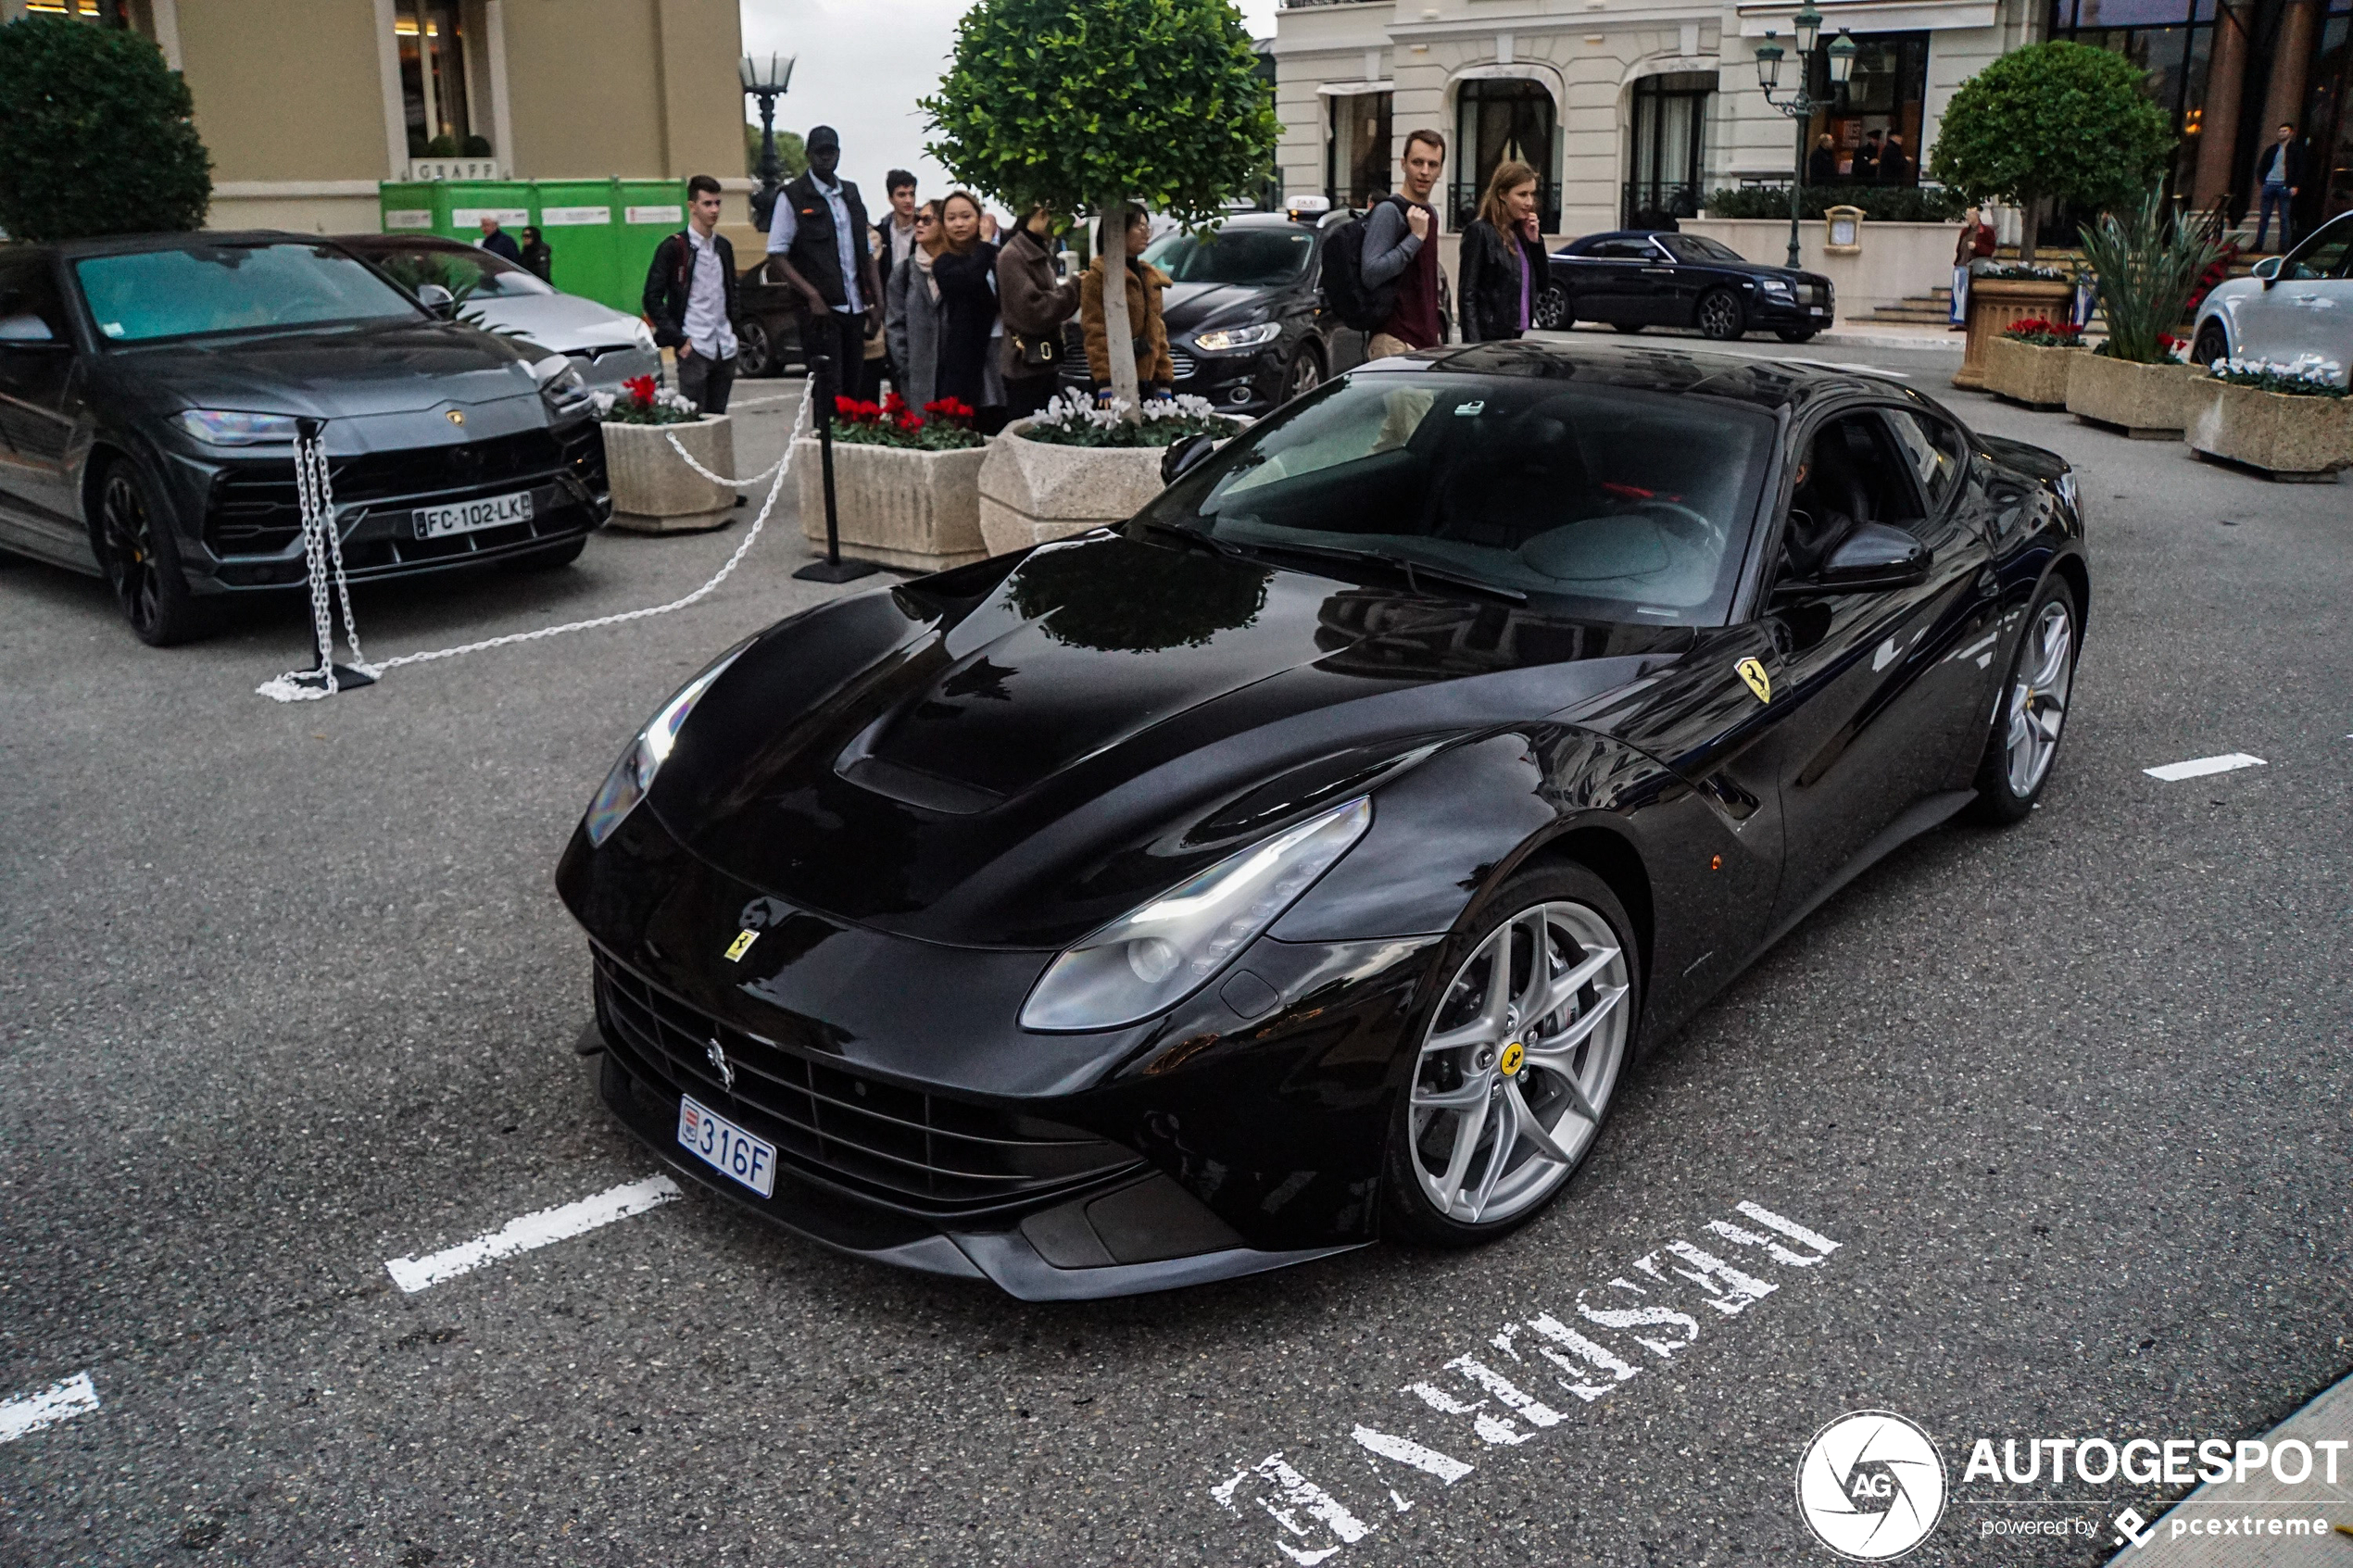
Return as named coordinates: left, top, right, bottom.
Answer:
left=1012, top=331, right=1062, bottom=368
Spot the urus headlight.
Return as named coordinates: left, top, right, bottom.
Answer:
left=175, top=408, right=299, bottom=445
left=581, top=642, right=750, bottom=847
left=1193, top=321, right=1282, bottom=353
left=1019, top=796, right=1373, bottom=1033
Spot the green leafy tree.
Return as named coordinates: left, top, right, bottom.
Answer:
left=0, top=16, right=211, bottom=241
left=922, top=0, right=1279, bottom=408
left=1927, top=40, right=2173, bottom=262
left=743, top=123, right=808, bottom=182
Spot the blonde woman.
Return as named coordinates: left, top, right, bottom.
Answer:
left=1456, top=160, right=1548, bottom=344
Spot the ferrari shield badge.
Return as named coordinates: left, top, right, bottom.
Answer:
left=723, top=928, right=760, bottom=963
left=1735, top=657, right=1772, bottom=705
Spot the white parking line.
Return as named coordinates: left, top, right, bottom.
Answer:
left=0, top=1372, right=100, bottom=1444
left=384, top=1174, right=682, bottom=1294
left=2143, top=753, right=2267, bottom=783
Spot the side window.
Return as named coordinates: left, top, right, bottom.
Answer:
left=1585, top=240, right=1650, bottom=261
left=1882, top=410, right=1964, bottom=513
left=0, top=257, right=69, bottom=345
left=2283, top=224, right=2351, bottom=281
left=1780, top=412, right=1923, bottom=580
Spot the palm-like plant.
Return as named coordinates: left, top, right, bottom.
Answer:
left=2078, top=192, right=2221, bottom=364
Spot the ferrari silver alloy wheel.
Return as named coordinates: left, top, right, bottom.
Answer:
left=1409, top=899, right=1630, bottom=1224
left=2004, top=598, right=2074, bottom=797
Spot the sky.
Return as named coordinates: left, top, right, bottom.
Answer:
left=737, top=0, right=1281, bottom=207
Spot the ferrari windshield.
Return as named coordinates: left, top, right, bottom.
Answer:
left=74, top=243, right=421, bottom=344
left=1137, top=370, right=1774, bottom=624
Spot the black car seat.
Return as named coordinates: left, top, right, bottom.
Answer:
left=1786, top=420, right=1874, bottom=577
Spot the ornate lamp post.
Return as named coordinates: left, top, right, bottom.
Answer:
left=1755, top=10, right=1856, bottom=270
left=740, top=53, right=797, bottom=232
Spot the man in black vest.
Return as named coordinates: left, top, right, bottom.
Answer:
left=764, top=124, right=884, bottom=403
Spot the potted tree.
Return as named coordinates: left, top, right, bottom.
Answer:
left=2065, top=192, right=2219, bottom=437
left=2186, top=358, right=2353, bottom=481
left=792, top=394, right=993, bottom=570
left=979, top=392, right=1241, bottom=555
left=924, top=0, right=1277, bottom=414
left=1929, top=42, right=2174, bottom=389
left=1982, top=316, right=2084, bottom=408
left=0, top=16, right=211, bottom=240
left=597, top=376, right=736, bottom=533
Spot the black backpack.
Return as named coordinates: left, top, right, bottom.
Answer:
left=1322, top=197, right=1406, bottom=332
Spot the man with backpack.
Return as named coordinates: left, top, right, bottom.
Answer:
left=1361, top=129, right=1448, bottom=357
left=642, top=174, right=739, bottom=414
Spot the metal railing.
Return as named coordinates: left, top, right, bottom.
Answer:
left=1622, top=182, right=1704, bottom=230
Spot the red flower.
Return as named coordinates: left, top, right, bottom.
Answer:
left=622, top=373, right=658, bottom=408
left=881, top=391, right=909, bottom=418
left=922, top=396, right=975, bottom=423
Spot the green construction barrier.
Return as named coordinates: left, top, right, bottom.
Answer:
left=376, top=176, right=686, bottom=317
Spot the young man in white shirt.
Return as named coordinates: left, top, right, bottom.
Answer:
left=641, top=174, right=740, bottom=413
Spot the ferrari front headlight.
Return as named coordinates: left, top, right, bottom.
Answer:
left=582, top=642, right=750, bottom=847
left=1018, top=796, right=1373, bottom=1032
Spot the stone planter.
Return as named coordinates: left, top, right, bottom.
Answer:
left=2184, top=375, right=2353, bottom=482
left=792, top=436, right=989, bottom=571
left=976, top=420, right=1171, bottom=557
left=2065, top=352, right=2201, bottom=438
left=1981, top=337, right=2079, bottom=409
left=603, top=416, right=735, bottom=533
left=1954, top=279, right=2077, bottom=391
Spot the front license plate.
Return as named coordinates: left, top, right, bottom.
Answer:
left=414, top=488, right=534, bottom=539
left=1809, top=305, right=1828, bottom=316
left=676, top=1094, right=777, bottom=1198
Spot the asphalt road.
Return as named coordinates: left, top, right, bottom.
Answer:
left=2, top=343, right=2347, bottom=1568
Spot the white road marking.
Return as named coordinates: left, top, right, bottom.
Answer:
left=1207, top=1200, right=1841, bottom=1562
left=384, top=1174, right=682, bottom=1294
left=0, top=1372, right=100, bottom=1444
left=2143, top=753, right=2267, bottom=783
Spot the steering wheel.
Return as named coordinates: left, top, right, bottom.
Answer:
left=1625, top=497, right=1720, bottom=551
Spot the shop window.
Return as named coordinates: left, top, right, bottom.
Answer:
left=1626, top=72, right=1717, bottom=226
left=1453, top=79, right=1560, bottom=232
left=1327, top=93, right=1393, bottom=211
left=396, top=0, right=474, bottom=158
left=1806, top=32, right=1929, bottom=184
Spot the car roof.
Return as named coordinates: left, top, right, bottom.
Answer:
left=24, top=230, right=352, bottom=259
left=1191, top=211, right=1320, bottom=234
left=1566, top=231, right=1670, bottom=247
left=1357, top=338, right=1919, bottom=413
left=333, top=233, right=473, bottom=251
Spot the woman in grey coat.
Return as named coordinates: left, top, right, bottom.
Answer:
left=885, top=201, right=945, bottom=407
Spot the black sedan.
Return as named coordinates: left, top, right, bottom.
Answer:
left=558, top=340, right=2085, bottom=1299
left=0, top=232, right=610, bottom=646
left=1061, top=210, right=1368, bottom=411
left=731, top=257, right=810, bottom=379
left=1544, top=231, right=1835, bottom=343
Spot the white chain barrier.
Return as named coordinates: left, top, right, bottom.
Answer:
left=257, top=389, right=812, bottom=702
left=257, top=425, right=371, bottom=701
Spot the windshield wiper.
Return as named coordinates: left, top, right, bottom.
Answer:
left=1230, top=539, right=1529, bottom=605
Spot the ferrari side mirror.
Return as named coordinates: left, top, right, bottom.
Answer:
left=1161, top=432, right=1216, bottom=486
left=1814, top=521, right=1931, bottom=591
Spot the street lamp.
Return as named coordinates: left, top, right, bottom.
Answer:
left=740, top=52, right=797, bottom=232
left=1755, top=17, right=1856, bottom=269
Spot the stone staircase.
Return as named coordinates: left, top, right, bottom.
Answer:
left=1860, top=241, right=2266, bottom=327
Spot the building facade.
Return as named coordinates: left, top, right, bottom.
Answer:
left=4, top=0, right=747, bottom=233
left=1272, top=0, right=2349, bottom=243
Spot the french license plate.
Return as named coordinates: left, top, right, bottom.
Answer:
left=1809, top=305, right=1828, bottom=316
left=414, top=488, right=534, bottom=539
left=677, top=1094, right=777, bottom=1198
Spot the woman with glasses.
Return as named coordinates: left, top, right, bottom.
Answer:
left=886, top=200, right=947, bottom=407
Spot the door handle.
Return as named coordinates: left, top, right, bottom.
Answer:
left=1641, top=268, right=1675, bottom=275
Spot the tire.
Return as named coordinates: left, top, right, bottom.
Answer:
left=1967, top=577, right=2079, bottom=825
left=1282, top=342, right=1325, bottom=402
left=500, top=534, right=588, bottom=571
left=1533, top=285, right=1571, bottom=331
left=1611, top=321, right=1645, bottom=334
left=736, top=317, right=774, bottom=378
left=1776, top=327, right=1819, bottom=344
left=1382, top=862, right=1641, bottom=1247
left=1697, top=289, right=1747, bottom=342
left=2192, top=320, right=2231, bottom=370
left=94, top=457, right=214, bottom=646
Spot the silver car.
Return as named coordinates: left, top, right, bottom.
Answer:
left=337, top=234, right=662, bottom=393
left=2191, top=212, right=2353, bottom=380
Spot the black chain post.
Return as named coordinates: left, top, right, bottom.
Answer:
left=793, top=339, right=876, bottom=583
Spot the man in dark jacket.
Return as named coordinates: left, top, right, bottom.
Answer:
left=476, top=215, right=522, bottom=264
left=1852, top=132, right=1881, bottom=184
left=765, top=125, right=884, bottom=400
left=875, top=169, right=919, bottom=394
left=2254, top=124, right=2303, bottom=251
left=642, top=175, right=741, bottom=413
left=1877, top=132, right=1911, bottom=185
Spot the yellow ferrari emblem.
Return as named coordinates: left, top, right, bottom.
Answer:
left=1735, top=657, right=1772, bottom=704
left=1498, top=1041, right=1526, bottom=1077
left=446, top=408, right=466, bottom=426
left=723, top=929, right=760, bottom=962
